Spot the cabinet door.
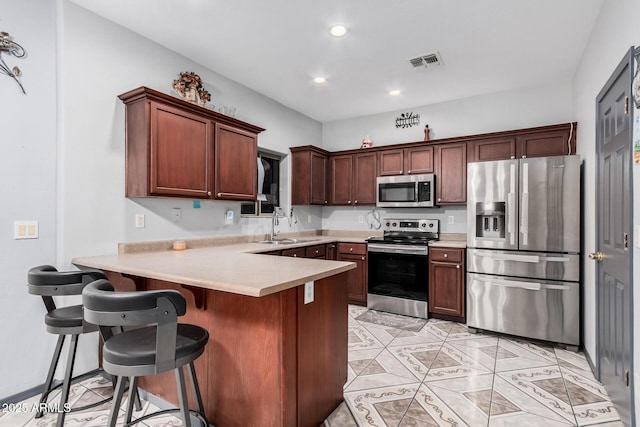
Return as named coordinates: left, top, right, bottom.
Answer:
left=310, top=152, right=328, bottom=205
left=353, top=152, right=377, bottom=205
left=337, top=252, right=367, bottom=306
left=405, top=146, right=434, bottom=174
left=435, top=142, right=467, bottom=205
left=330, top=154, right=353, bottom=205
left=429, top=248, right=465, bottom=320
left=150, top=102, right=213, bottom=198
left=377, top=149, right=404, bottom=176
left=469, top=137, right=516, bottom=162
left=214, top=123, right=257, bottom=200
left=326, top=243, right=337, bottom=260
left=282, top=247, right=306, bottom=258
left=516, top=128, right=574, bottom=158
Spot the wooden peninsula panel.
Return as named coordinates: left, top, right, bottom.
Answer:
left=105, top=270, right=348, bottom=427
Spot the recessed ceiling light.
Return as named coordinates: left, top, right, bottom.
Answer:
left=329, top=25, right=348, bottom=37
left=389, top=90, right=401, bottom=96
left=313, top=77, right=326, bottom=84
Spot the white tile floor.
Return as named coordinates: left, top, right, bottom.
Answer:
left=2, top=306, right=625, bottom=427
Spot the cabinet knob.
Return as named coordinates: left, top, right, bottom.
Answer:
left=354, top=200, right=358, bottom=204
left=324, top=200, right=328, bottom=204
left=293, top=254, right=297, bottom=257
left=400, top=170, right=403, bottom=174
left=217, top=193, right=222, bottom=197
left=349, top=247, right=353, bottom=252
left=207, top=191, right=212, bottom=196
left=456, top=264, right=460, bottom=269
left=348, top=200, right=351, bottom=204
left=315, top=250, right=319, bottom=254
left=510, top=156, right=515, bottom=159
left=408, top=170, right=411, bottom=174
left=444, top=253, right=448, bottom=258
left=361, top=257, right=365, bottom=261
left=522, top=155, right=527, bottom=159
left=438, top=198, right=441, bottom=202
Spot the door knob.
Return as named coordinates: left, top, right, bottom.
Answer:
left=588, top=251, right=604, bottom=261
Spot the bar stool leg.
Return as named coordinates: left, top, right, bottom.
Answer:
left=56, top=334, right=78, bottom=427
left=124, top=376, right=138, bottom=425
left=187, top=362, right=207, bottom=426
left=108, top=376, right=127, bottom=427
left=175, top=366, right=192, bottom=427
left=36, top=334, right=65, bottom=418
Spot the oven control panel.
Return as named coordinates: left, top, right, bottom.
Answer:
left=382, top=219, right=439, bottom=233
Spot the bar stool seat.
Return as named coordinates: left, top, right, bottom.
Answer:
left=103, top=324, right=208, bottom=368
left=44, top=305, right=88, bottom=331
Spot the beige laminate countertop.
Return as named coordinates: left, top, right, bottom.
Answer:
left=72, top=236, right=367, bottom=298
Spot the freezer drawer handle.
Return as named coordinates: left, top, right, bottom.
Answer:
left=479, top=277, right=542, bottom=291
left=475, top=251, right=540, bottom=263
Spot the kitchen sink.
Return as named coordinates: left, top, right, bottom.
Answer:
left=257, top=238, right=319, bottom=245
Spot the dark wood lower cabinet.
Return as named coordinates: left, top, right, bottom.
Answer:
left=105, top=271, right=348, bottom=427
left=336, top=243, right=367, bottom=306
left=428, top=247, right=465, bottom=322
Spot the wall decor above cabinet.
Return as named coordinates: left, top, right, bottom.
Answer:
left=119, top=86, right=264, bottom=201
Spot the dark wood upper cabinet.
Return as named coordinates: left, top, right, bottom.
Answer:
left=377, top=146, right=433, bottom=176
left=377, top=149, right=405, bottom=176
left=435, top=142, right=467, bottom=205
left=330, top=154, right=353, bottom=205
left=214, top=123, right=257, bottom=201
left=291, top=146, right=329, bottom=205
left=405, top=146, right=434, bottom=174
left=119, top=86, right=264, bottom=200
left=148, top=101, right=213, bottom=198
left=468, top=137, right=517, bottom=163
left=353, top=152, right=377, bottom=205
left=516, top=126, right=576, bottom=158
left=468, top=123, right=577, bottom=163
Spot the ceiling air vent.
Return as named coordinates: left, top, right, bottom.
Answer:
left=409, top=51, right=443, bottom=70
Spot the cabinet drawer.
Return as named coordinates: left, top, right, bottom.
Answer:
left=305, top=244, right=326, bottom=258
left=282, top=248, right=306, bottom=258
left=337, top=243, right=366, bottom=255
left=430, top=247, right=463, bottom=263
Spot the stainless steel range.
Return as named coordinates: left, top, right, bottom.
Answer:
left=366, top=219, right=439, bottom=319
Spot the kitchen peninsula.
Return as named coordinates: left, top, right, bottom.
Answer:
left=72, top=239, right=357, bottom=427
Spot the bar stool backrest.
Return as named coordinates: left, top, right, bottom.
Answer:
left=28, top=265, right=108, bottom=312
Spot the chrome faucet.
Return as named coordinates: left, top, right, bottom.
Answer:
left=270, top=210, right=280, bottom=241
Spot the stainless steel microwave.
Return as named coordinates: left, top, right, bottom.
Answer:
left=376, top=174, right=435, bottom=208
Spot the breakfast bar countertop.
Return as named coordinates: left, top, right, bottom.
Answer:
left=72, top=235, right=363, bottom=298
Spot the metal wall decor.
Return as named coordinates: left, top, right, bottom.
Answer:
left=395, top=112, right=420, bottom=129
left=0, top=31, right=26, bottom=94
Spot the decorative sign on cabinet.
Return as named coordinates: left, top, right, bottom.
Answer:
left=119, top=86, right=264, bottom=200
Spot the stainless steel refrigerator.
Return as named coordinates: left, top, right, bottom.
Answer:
left=466, top=155, right=581, bottom=347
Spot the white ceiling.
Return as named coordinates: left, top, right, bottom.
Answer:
left=70, top=0, right=603, bottom=123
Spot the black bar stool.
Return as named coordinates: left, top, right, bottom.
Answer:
left=82, top=279, right=209, bottom=427
left=27, top=265, right=117, bottom=427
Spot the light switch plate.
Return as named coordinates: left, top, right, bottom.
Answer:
left=634, top=225, right=640, bottom=248
left=135, top=214, right=145, bottom=228
left=14, top=221, right=38, bottom=239
left=304, top=281, right=314, bottom=304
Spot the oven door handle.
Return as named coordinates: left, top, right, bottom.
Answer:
left=367, top=244, right=428, bottom=255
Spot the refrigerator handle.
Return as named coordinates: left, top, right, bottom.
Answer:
left=473, top=251, right=540, bottom=263
left=521, top=162, right=529, bottom=246
left=508, top=163, right=516, bottom=246
left=479, top=276, right=542, bottom=291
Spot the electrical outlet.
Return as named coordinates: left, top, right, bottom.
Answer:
left=225, top=210, right=234, bottom=225
left=14, top=221, right=38, bottom=239
left=358, top=215, right=364, bottom=223
left=304, top=281, right=314, bottom=304
left=135, top=214, right=145, bottom=228
left=448, top=216, right=454, bottom=224
left=171, top=208, right=181, bottom=222
left=307, top=215, right=312, bottom=223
